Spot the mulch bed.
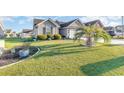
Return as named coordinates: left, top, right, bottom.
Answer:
left=0, top=46, right=38, bottom=67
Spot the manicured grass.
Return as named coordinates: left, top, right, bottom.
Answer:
left=5, top=38, right=23, bottom=49
left=80, top=56, right=124, bottom=76
left=1, top=39, right=124, bottom=76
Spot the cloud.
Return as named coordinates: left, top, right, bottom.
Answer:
left=108, top=21, right=120, bottom=26
left=0, top=16, right=15, bottom=22
left=80, top=16, right=121, bottom=26
left=25, top=16, right=34, bottom=22
left=18, top=16, right=34, bottom=25
left=53, top=16, right=63, bottom=20
left=18, top=20, right=25, bottom=24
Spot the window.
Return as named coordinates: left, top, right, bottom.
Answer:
left=34, top=25, right=38, bottom=29
left=43, top=27, right=46, bottom=34
left=46, top=25, right=53, bottom=34
left=51, top=27, right=53, bottom=34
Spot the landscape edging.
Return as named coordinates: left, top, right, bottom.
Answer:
left=0, top=47, right=41, bottom=69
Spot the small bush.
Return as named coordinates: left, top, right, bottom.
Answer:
left=26, top=37, right=33, bottom=41
left=47, top=34, right=54, bottom=40
left=54, top=34, right=62, bottom=40
left=22, top=37, right=33, bottom=42
left=37, top=34, right=47, bottom=40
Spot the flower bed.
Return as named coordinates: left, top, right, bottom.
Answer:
left=0, top=46, right=38, bottom=67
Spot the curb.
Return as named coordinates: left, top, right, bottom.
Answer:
left=0, top=47, right=41, bottom=69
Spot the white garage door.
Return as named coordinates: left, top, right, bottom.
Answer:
left=69, top=29, right=76, bottom=39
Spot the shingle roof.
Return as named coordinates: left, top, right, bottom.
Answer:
left=60, top=19, right=77, bottom=27
left=104, top=26, right=114, bottom=30
left=84, top=20, right=104, bottom=27
left=55, top=20, right=65, bottom=25
left=56, top=19, right=82, bottom=28
left=33, top=19, right=45, bottom=25
left=33, top=18, right=60, bottom=27
left=47, top=18, right=60, bottom=27
left=22, top=29, right=33, bottom=33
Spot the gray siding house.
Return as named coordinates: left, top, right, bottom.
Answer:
left=104, top=25, right=124, bottom=36
left=20, top=29, right=33, bottom=38
left=0, top=22, right=4, bottom=38
left=115, top=25, right=124, bottom=36
left=32, top=18, right=104, bottom=39
left=33, top=18, right=60, bottom=37
left=84, top=20, right=104, bottom=28
left=57, top=19, right=84, bottom=39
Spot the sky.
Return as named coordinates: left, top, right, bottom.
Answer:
left=0, top=16, right=122, bottom=33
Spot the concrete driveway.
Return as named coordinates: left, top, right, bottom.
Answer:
left=81, top=38, right=124, bottom=45
left=98, top=39, right=124, bottom=45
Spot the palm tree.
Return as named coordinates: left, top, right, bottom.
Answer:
left=74, top=25, right=111, bottom=47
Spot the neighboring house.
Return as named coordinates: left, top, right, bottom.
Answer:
left=20, top=29, right=33, bottom=38
left=104, top=26, right=116, bottom=36
left=84, top=20, right=104, bottom=28
left=5, top=29, right=12, bottom=38
left=0, top=22, right=4, bottom=38
left=57, top=19, right=84, bottom=39
left=33, top=18, right=60, bottom=37
left=5, top=29, right=13, bottom=38
left=12, top=32, right=17, bottom=37
left=104, top=25, right=124, bottom=36
left=115, top=25, right=124, bottom=36
left=104, top=26, right=115, bottom=31
left=5, top=29, right=17, bottom=38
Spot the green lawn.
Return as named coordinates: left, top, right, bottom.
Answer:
left=1, top=39, right=124, bottom=76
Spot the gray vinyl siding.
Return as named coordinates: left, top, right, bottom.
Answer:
left=34, top=20, right=59, bottom=36
left=60, top=20, right=83, bottom=38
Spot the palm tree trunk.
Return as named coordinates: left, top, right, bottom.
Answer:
left=86, top=36, right=92, bottom=47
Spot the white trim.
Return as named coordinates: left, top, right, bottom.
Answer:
left=37, top=19, right=60, bottom=27
left=0, top=23, right=4, bottom=31
left=66, top=19, right=83, bottom=28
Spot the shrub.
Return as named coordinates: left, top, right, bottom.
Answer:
left=37, top=34, right=47, bottom=40
left=54, top=34, right=62, bottom=40
left=47, top=34, right=54, bottom=40
left=22, top=37, right=33, bottom=42
left=26, top=37, right=33, bottom=41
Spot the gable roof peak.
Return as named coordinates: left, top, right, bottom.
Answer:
left=33, top=18, right=45, bottom=25
left=84, top=20, right=104, bottom=27
left=60, top=18, right=83, bottom=27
